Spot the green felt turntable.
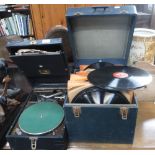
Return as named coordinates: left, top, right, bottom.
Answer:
left=18, top=101, right=64, bottom=135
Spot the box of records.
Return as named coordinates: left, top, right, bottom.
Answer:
left=6, top=38, right=69, bottom=149
left=64, top=5, right=152, bottom=143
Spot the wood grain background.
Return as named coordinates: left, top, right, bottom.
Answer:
left=30, top=4, right=123, bottom=39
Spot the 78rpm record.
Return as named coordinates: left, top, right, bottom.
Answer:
left=88, top=66, right=152, bottom=91
left=18, top=101, right=64, bottom=135
left=84, top=62, right=114, bottom=70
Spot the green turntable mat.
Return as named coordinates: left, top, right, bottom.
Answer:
left=18, top=101, right=64, bottom=135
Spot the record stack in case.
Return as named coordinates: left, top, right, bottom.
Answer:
left=66, top=62, right=152, bottom=143
left=68, top=62, right=152, bottom=105
left=64, top=5, right=153, bottom=144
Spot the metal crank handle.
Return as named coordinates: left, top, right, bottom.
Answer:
left=54, top=95, right=65, bottom=99
left=39, top=92, right=63, bottom=99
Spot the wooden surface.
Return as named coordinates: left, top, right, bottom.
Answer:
left=68, top=102, right=155, bottom=150
left=30, top=4, right=123, bottom=39
left=30, top=4, right=43, bottom=39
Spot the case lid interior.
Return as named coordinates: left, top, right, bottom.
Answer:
left=7, top=39, right=69, bottom=84
left=66, top=5, right=137, bottom=67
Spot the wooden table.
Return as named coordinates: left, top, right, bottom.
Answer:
left=68, top=102, right=155, bottom=150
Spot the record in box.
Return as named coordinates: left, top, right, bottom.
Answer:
left=64, top=5, right=151, bottom=144
left=88, top=66, right=152, bottom=91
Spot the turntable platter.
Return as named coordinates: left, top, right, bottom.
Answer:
left=18, top=101, right=64, bottom=135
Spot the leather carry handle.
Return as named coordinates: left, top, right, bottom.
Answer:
left=0, top=97, right=7, bottom=116
left=0, top=75, right=11, bottom=115
left=92, top=6, right=109, bottom=12
left=2, top=75, right=11, bottom=97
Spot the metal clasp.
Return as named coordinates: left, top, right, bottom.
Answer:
left=120, top=107, right=128, bottom=120
left=72, top=106, right=81, bottom=118
left=29, top=137, right=38, bottom=150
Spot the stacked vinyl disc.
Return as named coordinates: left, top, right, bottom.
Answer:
left=88, top=66, right=152, bottom=91
left=68, top=64, right=152, bottom=105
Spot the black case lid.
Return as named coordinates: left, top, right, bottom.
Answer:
left=7, top=38, right=69, bottom=85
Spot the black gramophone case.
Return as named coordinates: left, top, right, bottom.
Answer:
left=64, top=5, right=138, bottom=144
left=6, top=38, right=69, bottom=149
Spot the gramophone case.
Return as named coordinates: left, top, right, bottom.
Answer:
left=6, top=39, right=69, bottom=149
left=64, top=5, right=138, bottom=143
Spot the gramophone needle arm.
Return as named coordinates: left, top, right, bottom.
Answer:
left=39, top=92, right=63, bottom=99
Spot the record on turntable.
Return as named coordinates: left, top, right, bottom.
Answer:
left=88, top=66, right=152, bottom=91
left=18, top=101, right=64, bottom=135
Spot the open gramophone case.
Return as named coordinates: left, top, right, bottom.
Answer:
left=6, top=38, right=69, bottom=149
left=64, top=5, right=140, bottom=143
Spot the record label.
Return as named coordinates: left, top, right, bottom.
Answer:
left=113, top=72, right=128, bottom=78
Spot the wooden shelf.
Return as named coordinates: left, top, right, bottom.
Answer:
left=20, top=35, right=34, bottom=38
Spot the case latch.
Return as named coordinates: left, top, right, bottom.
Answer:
left=120, top=107, right=128, bottom=120
left=29, top=137, right=38, bottom=150
left=72, top=106, right=81, bottom=118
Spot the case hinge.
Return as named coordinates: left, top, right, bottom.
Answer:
left=29, top=137, right=38, bottom=150
left=72, top=106, right=81, bottom=118
left=120, top=107, right=128, bottom=120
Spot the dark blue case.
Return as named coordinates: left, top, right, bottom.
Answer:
left=64, top=5, right=138, bottom=144
left=66, top=5, right=137, bottom=67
